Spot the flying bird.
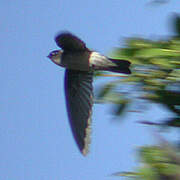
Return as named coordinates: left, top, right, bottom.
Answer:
left=47, top=32, right=131, bottom=155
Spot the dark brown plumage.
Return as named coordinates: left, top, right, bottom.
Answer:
left=47, top=32, right=131, bottom=155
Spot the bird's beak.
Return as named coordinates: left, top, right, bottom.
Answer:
left=47, top=55, right=50, bottom=59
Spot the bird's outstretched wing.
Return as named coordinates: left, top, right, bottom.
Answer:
left=64, top=69, right=93, bottom=155
left=55, top=32, right=87, bottom=51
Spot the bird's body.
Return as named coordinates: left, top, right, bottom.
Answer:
left=47, top=32, right=131, bottom=155
left=61, top=50, right=91, bottom=71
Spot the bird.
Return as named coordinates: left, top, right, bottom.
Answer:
left=47, top=32, right=131, bottom=156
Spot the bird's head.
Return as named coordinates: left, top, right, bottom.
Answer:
left=47, top=50, right=63, bottom=65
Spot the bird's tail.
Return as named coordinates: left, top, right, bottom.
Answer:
left=105, top=59, right=131, bottom=74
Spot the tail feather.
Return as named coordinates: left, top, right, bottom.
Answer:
left=106, top=59, right=131, bottom=74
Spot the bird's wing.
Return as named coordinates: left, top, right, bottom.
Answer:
left=64, top=69, right=93, bottom=155
left=55, top=32, right=87, bottom=51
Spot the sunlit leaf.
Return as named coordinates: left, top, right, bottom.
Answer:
left=135, top=48, right=180, bottom=58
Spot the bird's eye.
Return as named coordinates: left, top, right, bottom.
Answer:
left=51, top=50, right=59, bottom=56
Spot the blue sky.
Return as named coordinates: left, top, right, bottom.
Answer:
left=1, top=0, right=180, bottom=180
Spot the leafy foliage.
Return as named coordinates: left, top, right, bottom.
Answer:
left=97, top=14, right=180, bottom=179
left=113, top=143, right=180, bottom=179
left=97, top=15, right=180, bottom=126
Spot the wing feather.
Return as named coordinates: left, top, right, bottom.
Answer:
left=55, top=32, right=87, bottom=51
left=64, top=69, right=93, bottom=155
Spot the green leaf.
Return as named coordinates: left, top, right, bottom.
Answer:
left=135, top=48, right=180, bottom=58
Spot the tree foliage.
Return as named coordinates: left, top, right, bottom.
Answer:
left=97, top=15, right=180, bottom=179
